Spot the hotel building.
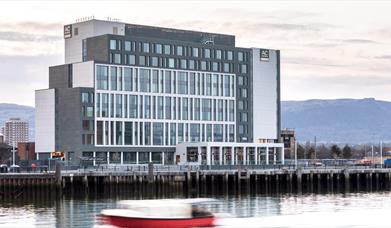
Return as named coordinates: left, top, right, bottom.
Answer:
left=35, top=19, right=283, bottom=166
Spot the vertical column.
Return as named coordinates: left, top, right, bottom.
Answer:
left=162, top=152, right=165, bottom=165
left=243, top=147, right=247, bottom=165
left=281, top=147, right=285, bottom=165
left=273, top=148, right=277, bottom=165
left=255, top=147, right=258, bottom=165
left=198, top=146, right=202, bottom=164
left=121, top=152, right=124, bottom=165
left=149, top=152, right=152, bottom=163
left=206, top=146, right=211, bottom=166
left=93, top=151, right=96, bottom=166
left=219, top=147, right=223, bottom=165
left=136, top=152, right=139, bottom=165
left=266, top=147, right=269, bottom=165
left=107, top=152, right=110, bottom=165
left=231, top=146, right=235, bottom=165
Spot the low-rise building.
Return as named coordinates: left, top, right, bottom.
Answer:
left=18, top=142, right=36, bottom=161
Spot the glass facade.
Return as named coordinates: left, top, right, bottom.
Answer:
left=95, top=64, right=236, bottom=147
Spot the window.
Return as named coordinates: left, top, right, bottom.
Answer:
left=241, top=88, right=247, bottom=98
left=182, top=98, right=188, bottom=120
left=164, top=44, right=171, bottom=54
left=238, top=76, right=244, bottom=86
left=139, top=56, right=146, bottom=66
left=143, top=42, right=150, bottom=53
left=124, top=122, right=133, bottom=145
left=83, top=106, right=93, bottom=117
left=140, top=69, right=151, bottom=92
left=212, top=62, right=218, bottom=71
left=193, top=47, right=199, bottom=57
left=152, top=70, right=158, bottom=93
left=201, top=61, right=207, bottom=70
left=178, top=72, right=188, bottom=94
left=216, top=50, right=222, bottom=59
left=124, top=68, right=132, bottom=91
left=128, top=54, right=135, bottom=65
left=110, top=67, right=117, bottom=90
left=241, top=64, right=247, bottom=74
left=113, top=53, right=121, bottom=64
left=241, top=113, right=248, bottom=122
left=125, top=41, right=131, bottom=51
left=177, top=46, right=183, bottom=56
left=165, top=97, right=171, bottom=119
left=180, top=59, right=187, bottom=69
left=144, top=95, right=151, bottom=118
left=74, top=27, right=78, bottom=36
left=227, top=51, right=233, bottom=60
left=110, top=40, right=116, bottom=50
left=238, top=52, right=244, bottom=61
left=164, top=71, right=171, bottom=93
left=223, top=63, right=229, bottom=72
left=151, top=57, right=158, bottom=67
left=189, top=60, right=195, bottom=70
left=96, top=65, right=108, bottom=90
left=129, top=95, right=137, bottom=118
left=81, top=92, right=89, bottom=103
left=213, top=124, right=223, bottom=142
left=202, top=99, right=212, bottom=121
left=97, top=121, right=103, bottom=145
left=204, top=49, right=210, bottom=58
left=153, top=123, right=164, bottom=145
left=155, top=44, right=162, bottom=54
left=168, top=58, right=175, bottom=68
left=190, top=73, right=196, bottom=95
left=116, top=94, right=122, bottom=118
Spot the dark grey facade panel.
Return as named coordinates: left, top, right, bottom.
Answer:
left=86, top=35, right=109, bottom=62
left=125, top=24, right=235, bottom=47
left=276, top=50, right=281, bottom=140
left=49, top=64, right=72, bottom=89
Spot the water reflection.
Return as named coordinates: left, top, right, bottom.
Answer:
left=0, top=184, right=390, bottom=227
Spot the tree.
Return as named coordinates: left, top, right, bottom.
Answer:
left=331, top=145, right=341, bottom=159
left=342, top=144, right=352, bottom=158
left=308, top=147, right=316, bottom=159
left=297, top=143, right=305, bottom=159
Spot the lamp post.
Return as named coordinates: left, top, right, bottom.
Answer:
left=12, top=141, right=16, bottom=166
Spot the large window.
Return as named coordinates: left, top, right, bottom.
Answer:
left=144, top=95, right=151, bottom=118
left=164, top=71, right=171, bottom=93
left=152, top=70, right=159, bottom=93
left=190, top=124, right=200, bottom=142
left=165, top=97, right=171, bottom=119
left=178, top=72, right=188, bottom=94
left=182, top=98, right=188, bottom=120
left=102, top=94, right=108, bottom=117
left=143, top=42, right=150, bottom=53
left=116, top=122, right=122, bottom=145
left=97, top=65, right=108, bottom=90
left=129, top=95, right=137, bottom=118
left=202, top=99, right=211, bottom=121
left=214, top=124, right=223, bottom=142
left=144, top=122, right=151, bottom=145
left=190, top=73, right=196, bottom=95
left=153, top=122, right=163, bottom=145
left=110, top=66, right=117, bottom=90
left=158, top=96, right=164, bottom=119
left=155, top=44, right=162, bottom=54
left=124, top=122, right=133, bottom=145
left=140, top=69, right=150, bottom=92
left=177, top=46, right=183, bottom=56
left=110, top=40, right=116, bottom=50
left=124, top=67, right=132, bottom=91
left=116, top=94, right=122, bottom=118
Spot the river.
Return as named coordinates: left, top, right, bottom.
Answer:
left=0, top=186, right=390, bottom=228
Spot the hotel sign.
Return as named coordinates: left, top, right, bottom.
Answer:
left=260, top=49, right=269, bottom=61
left=64, top=25, right=72, bottom=39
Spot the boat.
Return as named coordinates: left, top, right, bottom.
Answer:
left=100, top=198, right=216, bottom=228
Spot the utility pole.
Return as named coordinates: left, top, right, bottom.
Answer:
left=380, top=141, right=383, bottom=168
left=12, top=141, right=16, bottom=166
left=314, top=136, right=317, bottom=160
left=371, top=145, right=374, bottom=164
left=295, top=140, right=298, bottom=169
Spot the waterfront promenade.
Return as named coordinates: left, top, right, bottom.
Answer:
left=0, top=164, right=391, bottom=193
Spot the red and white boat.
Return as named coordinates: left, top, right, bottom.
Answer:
left=100, top=198, right=216, bottom=228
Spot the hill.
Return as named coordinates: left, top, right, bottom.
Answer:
left=282, top=98, right=391, bottom=143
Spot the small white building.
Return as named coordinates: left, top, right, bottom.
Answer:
left=175, top=142, right=284, bottom=165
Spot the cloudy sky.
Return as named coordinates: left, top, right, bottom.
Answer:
left=1, top=0, right=391, bottom=107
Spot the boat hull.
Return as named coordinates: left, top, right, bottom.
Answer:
left=101, top=215, right=215, bottom=228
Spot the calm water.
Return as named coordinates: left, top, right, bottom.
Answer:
left=0, top=187, right=391, bottom=228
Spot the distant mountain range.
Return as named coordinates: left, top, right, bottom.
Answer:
left=282, top=98, right=391, bottom=143
left=0, top=98, right=390, bottom=143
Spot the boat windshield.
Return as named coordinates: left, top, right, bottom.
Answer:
left=191, top=205, right=213, bottom=218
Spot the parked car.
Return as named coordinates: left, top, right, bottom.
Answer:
left=0, top=164, right=8, bottom=173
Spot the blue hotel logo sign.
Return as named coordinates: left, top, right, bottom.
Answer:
left=64, top=25, right=72, bottom=39
left=260, top=49, right=269, bottom=61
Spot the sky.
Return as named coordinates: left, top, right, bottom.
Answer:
left=1, top=0, right=391, bottom=107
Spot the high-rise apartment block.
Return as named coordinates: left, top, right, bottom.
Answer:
left=2, top=118, right=29, bottom=146
left=35, top=19, right=284, bottom=165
